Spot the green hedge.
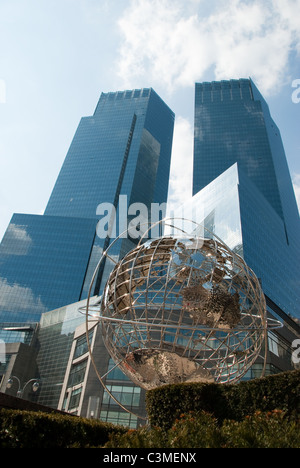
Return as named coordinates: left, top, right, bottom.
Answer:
left=105, top=409, right=300, bottom=448
left=146, top=369, right=300, bottom=430
left=1, top=370, right=299, bottom=448
left=0, top=408, right=127, bottom=448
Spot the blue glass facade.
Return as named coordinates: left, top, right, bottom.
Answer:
left=173, top=162, right=299, bottom=377
left=0, top=214, right=96, bottom=322
left=45, top=88, right=174, bottom=219
left=238, top=167, right=300, bottom=321
left=0, top=88, right=174, bottom=326
left=193, top=79, right=299, bottom=237
left=180, top=163, right=300, bottom=321
left=60, top=88, right=175, bottom=298
left=192, top=79, right=300, bottom=322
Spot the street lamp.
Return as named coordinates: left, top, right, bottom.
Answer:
left=7, top=375, right=40, bottom=398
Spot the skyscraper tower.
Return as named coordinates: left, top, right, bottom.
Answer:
left=0, top=88, right=174, bottom=323
left=193, top=78, right=299, bottom=240
left=189, top=78, right=299, bottom=371
left=45, top=88, right=174, bottom=221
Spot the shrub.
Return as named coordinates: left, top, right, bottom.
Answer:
left=105, top=410, right=300, bottom=449
left=1, top=370, right=299, bottom=448
left=146, top=381, right=225, bottom=431
left=166, top=411, right=223, bottom=448
left=0, top=409, right=127, bottom=448
left=222, top=410, right=300, bottom=448
left=224, top=369, right=300, bottom=421
left=146, top=370, right=300, bottom=430
left=105, top=426, right=168, bottom=449
left=105, top=411, right=222, bottom=449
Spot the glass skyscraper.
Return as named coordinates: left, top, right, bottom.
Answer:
left=0, top=88, right=174, bottom=426
left=174, top=78, right=300, bottom=377
left=192, top=78, right=300, bottom=323
left=193, top=78, right=299, bottom=244
left=45, top=88, right=173, bottom=220
left=0, top=88, right=175, bottom=324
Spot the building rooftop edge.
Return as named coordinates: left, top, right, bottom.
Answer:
left=95, top=87, right=175, bottom=117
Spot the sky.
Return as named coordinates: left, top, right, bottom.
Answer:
left=0, top=0, right=299, bottom=242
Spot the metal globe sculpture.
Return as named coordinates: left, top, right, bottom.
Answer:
left=85, top=221, right=279, bottom=394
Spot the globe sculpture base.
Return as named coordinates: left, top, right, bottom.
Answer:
left=122, top=348, right=214, bottom=390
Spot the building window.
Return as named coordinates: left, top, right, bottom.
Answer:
left=100, top=410, right=138, bottom=429
left=106, top=358, right=130, bottom=381
left=74, top=330, right=94, bottom=359
left=68, top=387, right=82, bottom=410
left=268, top=332, right=279, bottom=356
left=67, top=359, right=87, bottom=387
left=103, top=384, right=141, bottom=408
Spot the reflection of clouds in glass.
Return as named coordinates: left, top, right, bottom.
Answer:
left=0, top=224, right=32, bottom=256
left=216, top=223, right=242, bottom=251
left=169, top=164, right=243, bottom=252
left=167, top=117, right=193, bottom=215
left=0, top=277, right=47, bottom=314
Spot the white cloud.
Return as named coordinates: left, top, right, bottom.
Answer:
left=116, top=0, right=300, bottom=220
left=167, top=116, right=193, bottom=214
left=116, top=0, right=300, bottom=96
